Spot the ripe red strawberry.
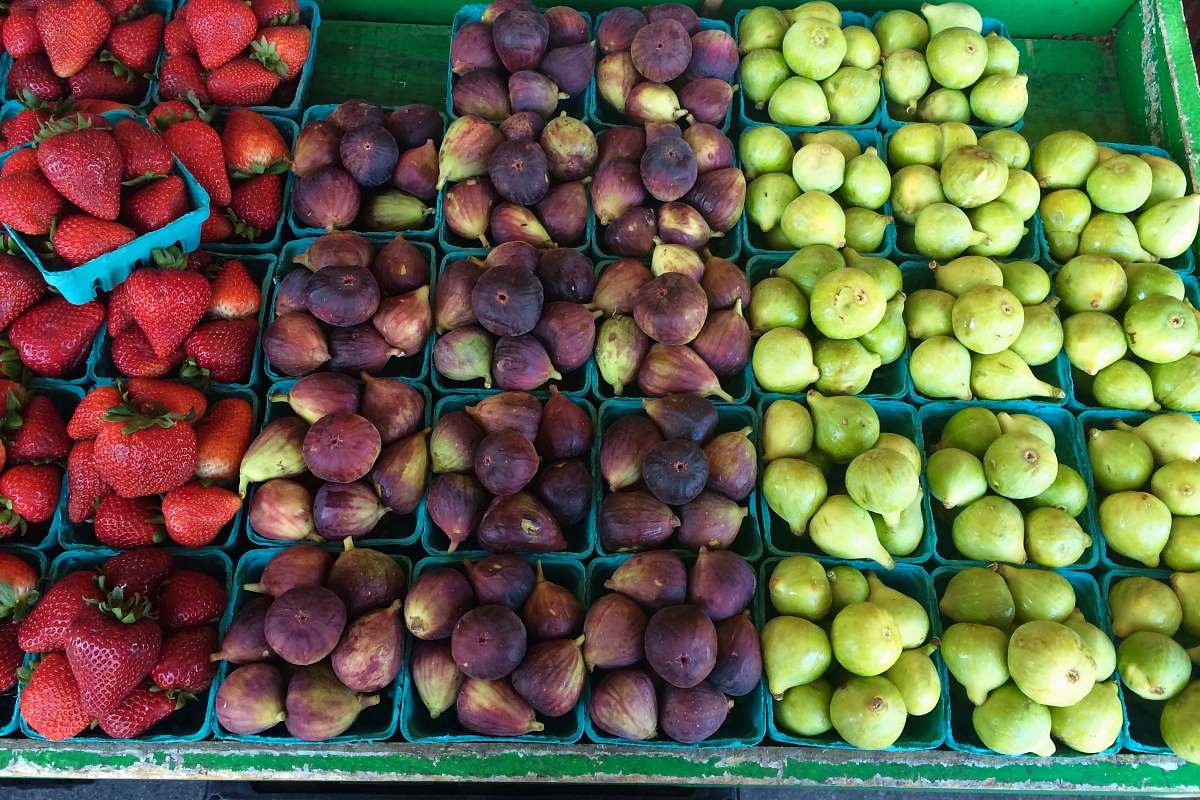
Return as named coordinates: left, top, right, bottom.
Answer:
left=0, top=551, right=40, bottom=620
left=193, top=397, right=253, bottom=485
left=0, top=148, right=42, bottom=177
left=162, top=17, right=194, bottom=56
left=53, top=215, right=136, bottom=267
left=200, top=204, right=233, bottom=242
left=0, top=620, right=21, bottom=692
left=125, top=377, right=206, bottom=419
left=222, top=108, right=288, bottom=176
left=157, top=54, right=209, bottom=104
left=251, top=0, right=298, bottom=26
left=0, top=170, right=65, bottom=235
left=101, top=547, right=173, bottom=597
left=94, top=495, right=162, bottom=548
left=229, top=173, right=282, bottom=240
left=162, top=482, right=239, bottom=547
left=65, top=593, right=163, bottom=716
left=100, top=0, right=140, bottom=18
left=7, top=53, right=65, bottom=102
left=112, top=118, right=172, bottom=182
left=182, top=318, right=256, bottom=384
left=67, top=385, right=122, bottom=441
left=10, top=394, right=70, bottom=463
left=106, top=13, right=163, bottom=73
left=66, top=55, right=146, bottom=101
left=0, top=463, right=61, bottom=536
left=157, top=568, right=226, bottom=627
left=208, top=259, right=260, bottom=320
left=9, top=297, right=104, bottom=378
left=111, top=326, right=184, bottom=378
left=66, top=439, right=111, bottom=524
left=148, top=98, right=213, bottom=131
left=19, top=652, right=92, bottom=740
left=162, top=118, right=230, bottom=206
left=3, top=3, right=43, bottom=59
left=70, top=100, right=128, bottom=115
left=0, top=441, right=7, bottom=475
left=36, top=0, right=111, bottom=79
left=97, top=681, right=183, bottom=738
left=250, top=24, right=309, bottom=81
left=187, top=0, right=257, bottom=70
left=0, top=254, right=46, bottom=330
left=151, top=625, right=215, bottom=691
left=205, top=57, right=281, bottom=107
left=2, top=107, right=51, bottom=148
left=93, top=405, right=197, bottom=497
left=107, top=281, right=133, bottom=336
left=123, top=174, right=189, bottom=234
left=123, top=260, right=212, bottom=358
left=18, top=570, right=104, bottom=652
left=36, top=117, right=122, bottom=220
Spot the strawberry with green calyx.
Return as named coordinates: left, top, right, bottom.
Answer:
left=228, top=173, right=283, bottom=241
left=100, top=547, right=174, bottom=598
left=157, top=54, right=210, bottom=105
left=67, top=384, right=123, bottom=441
left=249, top=24, right=309, bottom=80
left=105, top=13, right=164, bottom=74
left=64, top=584, right=162, bottom=716
left=205, top=57, right=280, bottom=107
left=8, top=56, right=66, bottom=104
left=125, top=376, right=207, bottom=419
left=148, top=94, right=214, bottom=131
left=93, top=403, right=197, bottom=498
left=17, top=570, right=106, bottom=652
left=34, top=113, right=122, bottom=220
left=0, top=550, right=39, bottom=620
left=222, top=107, right=289, bottom=177
left=124, top=248, right=212, bottom=358
left=151, top=625, right=216, bottom=691
left=200, top=204, right=234, bottom=243
left=0, top=462, right=61, bottom=537
left=250, top=0, right=298, bottom=27
left=18, top=652, right=93, bottom=740
left=162, top=482, right=240, bottom=548
left=93, top=494, right=163, bottom=548
left=66, top=55, right=145, bottom=103
left=183, top=318, right=256, bottom=384
left=10, top=393, right=70, bottom=463
left=98, top=681, right=191, bottom=737
left=8, top=296, right=104, bottom=378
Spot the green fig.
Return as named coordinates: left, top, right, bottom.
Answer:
left=778, top=244, right=843, bottom=295
left=925, top=27, right=987, bottom=89
left=1086, top=153, right=1153, bottom=213
left=747, top=174, right=802, bottom=233
left=750, top=276, right=809, bottom=332
left=1139, top=153, right=1188, bottom=210
left=742, top=49, right=792, bottom=110
left=970, top=74, right=1028, bottom=127
left=1123, top=262, right=1185, bottom=307
left=904, top=288, right=955, bottom=339
left=1151, top=459, right=1200, bottom=515
left=971, top=349, right=1065, bottom=400
left=1049, top=681, right=1123, bottom=754
left=824, top=66, right=883, bottom=126
left=1028, top=464, right=1089, bottom=518
left=998, top=564, right=1075, bottom=623
left=875, top=489, right=925, bottom=557
left=763, top=458, right=828, bottom=537
left=882, top=48, right=932, bottom=113
left=866, top=573, right=929, bottom=649
left=983, top=432, right=1058, bottom=500
left=859, top=294, right=908, bottom=364
left=843, top=207, right=892, bottom=253
left=982, top=31, right=1020, bottom=75
left=781, top=191, right=846, bottom=249
left=739, top=126, right=795, bottom=180
left=952, top=495, right=1027, bottom=564
left=830, top=676, right=908, bottom=749
left=753, top=327, right=821, bottom=393
left=786, top=1, right=841, bottom=24
left=831, top=601, right=903, bottom=676
left=1079, top=212, right=1157, bottom=263
left=1164, top=518, right=1200, bottom=572
left=1148, top=355, right=1200, bottom=411
left=889, top=122, right=943, bottom=168
left=885, top=644, right=941, bottom=716
left=875, top=9, right=930, bottom=55
left=1059, top=612, right=1116, bottom=685
left=846, top=447, right=920, bottom=526
left=942, top=622, right=1010, bottom=704
left=997, top=260, right=1050, bottom=305
left=792, top=143, right=846, bottom=195
left=843, top=25, right=882, bottom=69
left=915, top=203, right=987, bottom=259
left=972, top=682, right=1056, bottom=756
left=867, top=429, right=919, bottom=468
left=1099, top=491, right=1172, bottom=567
left=739, top=7, right=789, bottom=51
left=809, top=267, right=887, bottom=339
left=933, top=255, right=1003, bottom=296
left=1092, top=360, right=1161, bottom=411
left=841, top=147, right=892, bottom=210
left=996, top=168, right=1041, bottom=221
left=940, top=566, right=1016, bottom=627
left=1171, top=571, right=1200, bottom=638
left=978, top=129, right=1030, bottom=169
left=996, top=411, right=1053, bottom=446
left=951, top=285, right=1024, bottom=354
left=1109, top=575, right=1182, bottom=638
left=967, top=201, right=1029, bottom=257
left=1010, top=302, right=1063, bottom=366
left=1125, top=295, right=1199, bottom=364
left=1137, top=194, right=1200, bottom=259
left=922, top=1, right=983, bottom=35
left=762, top=615, right=832, bottom=698
left=769, top=555, right=832, bottom=620
left=801, top=131, right=863, bottom=163
left=911, top=335, right=976, bottom=400
left=1160, top=681, right=1200, bottom=764
left=890, top=164, right=945, bottom=224
left=768, top=76, right=831, bottom=126
left=827, top=565, right=869, bottom=613
left=774, top=679, right=833, bottom=737
left=1033, top=130, right=1100, bottom=190
left=938, top=406, right=1001, bottom=456
left=1087, top=428, right=1154, bottom=492
left=763, top=224, right=793, bottom=250
left=813, top=338, right=881, bottom=396
left=782, top=15, right=846, bottom=80
left=1055, top=254, right=1127, bottom=314
left=928, top=447, right=987, bottom=509
left=763, top=399, right=814, bottom=461
left=1117, top=630, right=1191, bottom=701
left=808, top=391, right=880, bottom=463
left=937, top=121, right=977, bottom=163
left=810, top=495, right=895, bottom=568
left=941, top=146, right=1009, bottom=208
left=1008, top=620, right=1097, bottom=707
left=1063, top=310, right=1127, bottom=375
left=1025, top=507, right=1091, bottom=568
left=918, top=87, right=970, bottom=123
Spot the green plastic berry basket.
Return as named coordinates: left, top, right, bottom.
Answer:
left=759, top=556, right=947, bottom=751
left=755, top=393, right=933, bottom=565
left=0, top=545, right=46, bottom=737
left=590, top=398, right=762, bottom=560
left=919, top=401, right=1100, bottom=570
left=584, top=553, right=766, bottom=749
left=400, top=553, right=586, bottom=744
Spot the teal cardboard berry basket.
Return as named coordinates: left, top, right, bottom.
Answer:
left=0, top=546, right=46, bottom=737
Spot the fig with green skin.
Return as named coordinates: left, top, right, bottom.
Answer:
left=841, top=148, right=892, bottom=210
left=1172, top=571, right=1200, bottom=637
left=925, top=26, right=987, bottom=89
left=831, top=601, right=903, bottom=676
left=737, top=6, right=788, bottom=51
left=866, top=573, right=928, bottom=649
left=830, top=676, right=908, bottom=749
left=1099, top=491, right=1172, bottom=567
left=1010, top=302, right=1063, bottom=367
left=973, top=683, right=1056, bottom=756
left=808, top=391, right=880, bottom=463
left=873, top=432, right=922, bottom=474
left=769, top=555, right=831, bottom=620
left=845, top=448, right=920, bottom=527
left=1137, top=194, right=1200, bottom=259
left=802, top=131, right=863, bottom=163
left=1080, top=212, right=1158, bottom=263
left=1165, top=519, right=1200, bottom=572
left=1163, top=682, right=1200, bottom=764
left=939, top=566, right=1015, bottom=628
left=983, top=31, right=1020, bottom=75
left=1063, top=311, right=1127, bottom=376
left=782, top=16, right=846, bottom=81
left=937, top=406, right=1000, bottom=455
left=885, top=644, right=940, bottom=716
left=1117, top=631, right=1191, bottom=701
left=1087, top=428, right=1154, bottom=492
left=1032, top=130, right=1100, bottom=190
left=889, top=122, right=944, bottom=168
left=843, top=208, right=891, bottom=253
left=810, top=495, right=896, bottom=569
left=1138, top=153, right=1188, bottom=209
left=970, top=350, right=1065, bottom=400
left=1047, top=681, right=1122, bottom=754
left=914, top=203, right=987, bottom=259
left=809, top=267, right=887, bottom=340
left=1024, top=507, right=1091, bottom=568
left=1028, top=464, right=1089, bottom=518
left=1151, top=460, right=1200, bottom=515
left=791, top=143, right=845, bottom=195
left=1124, top=262, right=1185, bottom=306
left=1148, top=356, right=1200, bottom=412
left=995, top=260, right=1049, bottom=305
left=824, top=66, right=884, bottom=126
left=1092, top=360, right=1161, bottom=411
left=917, top=87, right=970, bottom=123
left=999, top=411, right=1058, bottom=451
left=768, top=76, right=830, bottom=126
left=970, top=74, right=1028, bottom=127
left=753, top=328, right=820, bottom=393
left=967, top=202, right=1029, bottom=257
left=843, top=25, right=882, bottom=69
left=1008, top=620, right=1097, bottom=707
left=951, top=285, right=1024, bottom=354
left=996, top=168, right=1041, bottom=221
left=1063, top=610, right=1116, bottom=680
left=781, top=192, right=846, bottom=250
left=813, top=339, right=882, bottom=395
left=1109, top=575, right=1182, bottom=638
left=1125, top=295, right=1199, bottom=364
left=941, top=623, right=1009, bottom=705
left=875, top=9, right=929, bottom=55
left=777, top=244, right=844, bottom=295
left=762, top=399, right=813, bottom=461
left=882, top=48, right=932, bottom=112
left=904, top=289, right=955, bottom=339
left=941, top=147, right=1009, bottom=209
left=998, top=564, right=1075, bottom=623
left=750, top=276, right=808, bottom=332
left=874, top=489, right=925, bottom=557
left=845, top=251, right=902, bottom=299
left=983, top=432, right=1058, bottom=500
left=923, top=1, right=983, bottom=33
left=761, top=615, right=831, bottom=698
left=1086, top=153, right=1153, bottom=213
left=978, top=129, right=1031, bottom=169
left=827, top=565, right=869, bottom=613
left=774, top=679, right=833, bottom=737
left=762, top=458, right=828, bottom=537
left=741, top=50, right=791, bottom=110
left=952, top=495, right=1027, bottom=564
left=746, top=174, right=801, bottom=234
left=1040, top=188, right=1092, bottom=261
left=939, top=121, right=979, bottom=162
left=859, top=294, right=908, bottom=365
left=738, top=126, right=794, bottom=181
left=927, top=447, right=987, bottom=509
left=890, top=165, right=945, bottom=224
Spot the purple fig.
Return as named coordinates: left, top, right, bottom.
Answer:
left=703, top=426, right=756, bottom=501
left=634, top=272, right=708, bottom=345
left=404, top=566, right=476, bottom=641
left=521, top=561, right=582, bottom=640
left=427, top=472, right=490, bottom=552
left=645, top=3, right=699, bottom=33
left=264, top=586, right=347, bottom=665
left=642, top=438, right=709, bottom=505
left=701, top=257, right=750, bottom=310
left=678, top=492, right=747, bottom=551
left=327, top=324, right=400, bottom=373
left=216, top=663, right=286, bottom=734
left=650, top=241, right=705, bottom=282
left=686, top=29, right=739, bottom=82
left=630, top=19, right=692, bottom=82
left=639, top=344, right=733, bottom=402
left=535, top=387, right=592, bottom=460
left=285, top=662, right=380, bottom=741
left=605, top=550, right=687, bottom=610
left=539, top=43, right=595, bottom=97
left=295, top=231, right=375, bottom=271
left=373, top=235, right=429, bottom=294
left=452, top=604, right=527, bottom=680
left=596, top=303, right=648, bottom=388
left=642, top=394, right=718, bottom=443
left=657, top=202, right=717, bottom=250
left=604, top=206, right=657, bottom=257
left=211, top=597, right=273, bottom=664
left=533, top=458, right=591, bottom=525
left=644, top=604, right=717, bottom=688
left=313, top=480, right=387, bottom=539
left=537, top=181, right=589, bottom=246
left=331, top=600, right=405, bottom=692
left=466, top=391, right=543, bottom=440
left=596, top=51, right=639, bottom=114
left=326, top=539, right=407, bottom=617
left=598, top=7, right=646, bottom=53
left=340, top=124, right=399, bottom=188
left=482, top=0, right=533, bottom=25
left=271, top=371, right=360, bottom=424
left=330, top=100, right=385, bottom=131
left=508, top=70, right=566, bottom=119
left=488, top=139, right=550, bottom=205
left=451, top=22, right=502, bottom=75
left=274, top=268, right=313, bottom=316
left=583, top=593, right=648, bottom=669
left=386, top=104, right=444, bottom=150
left=597, top=126, right=646, bottom=165
left=679, top=78, right=735, bottom=126
left=688, top=548, right=755, bottom=621
left=457, top=677, right=543, bottom=735
left=411, top=640, right=464, bottom=719
left=533, top=302, right=599, bottom=373
left=485, top=240, right=540, bottom=271
left=645, top=121, right=684, bottom=145
left=691, top=300, right=751, bottom=377
left=359, top=373, right=424, bottom=444
left=294, top=166, right=361, bottom=231
left=264, top=311, right=331, bottom=377
left=660, top=682, right=731, bottom=744
left=599, top=490, right=679, bottom=551
left=302, top=412, right=381, bottom=483
left=444, top=178, right=498, bottom=247
left=434, top=258, right=483, bottom=333
left=434, top=326, right=495, bottom=387
left=371, top=429, right=429, bottom=515
left=491, top=202, right=556, bottom=248
left=249, top=479, right=318, bottom=543
left=492, top=8, right=549, bottom=72
left=537, top=248, right=594, bottom=303
left=500, top=110, right=545, bottom=142
left=710, top=612, right=762, bottom=697
left=590, top=668, right=657, bottom=740
left=511, top=637, right=585, bottom=717
left=478, top=492, right=566, bottom=553
left=590, top=159, right=646, bottom=226
left=359, top=190, right=434, bottom=233
left=592, top=259, right=652, bottom=315
left=438, top=115, right=506, bottom=190
left=640, top=135, right=698, bottom=202
left=244, top=544, right=332, bottom=597
left=465, top=554, right=536, bottom=609
left=683, top=122, right=735, bottom=174
left=600, top=415, right=663, bottom=491
left=475, top=429, right=540, bottom=495
left=454, top=69, right=512, bottom=121
left=306, top=264, right=381, bottom=327
left=238, top=417, right=309, bottom=496
left=372, top=286, right=432, bottom=355
left=545, top=6, right=588, bottom=47
left=430, top=410, right=485, bottom=474
left=391, top=140, right=439, bottom=200
left=685, top=167, right=745, bottom=233
left=626, top=82, right=687, bottom=124
left=292, top=120, right=341, bottom=177
left=471, top=263, right=545, bottom=337
left=492, top=334, right=561, bottom=390
left=540, top=113, right=597, bottom=182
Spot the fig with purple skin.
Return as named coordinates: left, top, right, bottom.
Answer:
left=692, top=301, right=752, bottom=377
left=683, top=123, right=735, bottom=174
left=465, top=390, right=543, bottom=440
left=634, top=272, right=709, bottom=346
left=249, top=479, right=318, bottom=543
left=475, top=429, right=540, bottom=495
left=294, top=166, right=362, bottom=231
left=295, top=231, right=375, bottom=271
left=508, top=70, right=566, bottom=118
left=536, top=180, right=589, bottom=246
left=457, top=677, right=544, bottom=735
left=589, top=668, right=658, bottom=740
left=657, top=202, right=717, bottom=250
left=274, top=269, right=313, bottom=316
left=465, top=554, right=536, bottom=609
left=484, top=240, right=540, bottom=271
left=371, top=429, right=429, bottom=515
left=326, top=539, right=407, bottom=617
left=492, top=8, right=549, bottom=72
left=271, top=371, right=360, bottom=424
left=660, top=682, right=731, bottom=744
left=434, top=326, right=495, bottom=388
left=285, top=662, right=380, bottom=741
left=539, top=43, right=595, bottom=97
left=313, top=480, right=387, bottom=540
left=641, top=135, right=699, bottom=202
left=471, top=263, right=545, bottom=337
left=534, top=459, right=591, bottom=525
left=490, top=202, right=556, bottom=248
left=306, top=265, right=381, bottom=327
left=360, top=374, right=424, bottom=444
left=597, top=126, right=646, bottom=165
left=599, top=490, right=680, bottom=551
left=501, top=110, right=545, bottom=142
left=451, top=22, right=501, bottom=75
left=302, top=412, right=381, bottom=484
left=453, top=69, right=512, bottom=121
left=605, top=206, right=658, bottom=256
left=701, top=257, right=750, bottom=309
left=373, top=235, right=429, bottom=294
left=387, top=104, right=444, bottom=150
left=327, top=325, right=401, bottom=374
left=684, top=167, right=746, bottom=233
left=430, top=411, right=485, bottom=474
left=639, top=344, right=734, bottom=402
left=511, top=637, right=585, bottom=717
left=411, top=640, right=464, bottom=719
left=678, top=492, right=747, bottom=551
left=537, top=248, right=594, bottom=303
left=704, top=426, right=756, bottom=501
left=540, top=113, right=597, bottom=182
left=488, top=139, right=551, bottom=205
left=339, top=125, right=399, bottom=188
left=238, top=417, right=309, bottom=496
left=591, top=160, right=646, bottom=226
left=643, top=394, right=718, bottom=443
left=331, top=600, right=405, bottom=692
left=216, top=663, right=286, bottom=734
left=391, top=140, right=439, bottom=201
left=434, top=258, right=483, bottom=332
left=211, top=597, right=273, bottom=664
left=535, top=387, right=592, bottom=461
left=264, top=312, right=331, bottom=377
left=452, top=604, right=527, bottom=680
left=427, top=473, right=490, bottom=552
left=264, top=586, right=347, bottom=666
left=438, top=115, right=506, bottom=190
left=710, top=612, right=763, bottom=697
left=404, top=566, right=476, bottom=640
left=631, top=19, right=692, bottom=82
left=605, top=550, right=687, bottom=611
left=600, top=415, right=664, bottom=491
left=478, top=492, right=567, bottom=553
left=584, top=593, right=648, bottom=669
left=598, top=6, right=646, bottom=53
left=686, top=29, right=739, bottom=81
left=627, top=82, right=687, bottom=124
left=688, top=548, right=756, bottom=621
left=372, top=286, right=432, bottom=355
left=644, top=604, right=718, bottom=688
left=679, top=78, right=736, bottom=126
left=646, top=3, right=699, bottom=34
left=642, top=438, right=710, bottom=505
left=651, top=242, right=705, bottom=282
left=330, top=100, right=385, bottom=131
left=545, top=6, right=588, bottom=46
left=492, top=334, right=562, bottom=391
left=645, top=121, right=684, bottom=144
left=534, top=302, right=599, bottom=373
left=444, top=178, right=498, bottom=247
left=597, top=51, right=639, bottom=114
left=592, top=259, right=653, bottom=315
left=482, top=0, right=533, bottom=25
left=292, top=121, right=341, bottom=177
left=243, top=544, right=332, bottom=597
left=521, top=561, right=583, bottom=640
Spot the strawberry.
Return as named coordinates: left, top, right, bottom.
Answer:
left=111, top=326, right=184, bottom=378
left=18, top=570, right=104, bottom=652
left=112, top=117, right=172, bottom=182
left=0, top=441, right=6, bottom=474
left=100, top=0, right=140, bottom=18
left=2, top=107, right=50, bottom=148
left=0, top=254, right=46, bottom=330
left=182, top=318, right=256, bottom=384
left=10, top=393, right=70, bottom=463
left=0, top=169, right=65, bottom=235
left=162, top=119, right=229, bottom=206
left=3, top=3, right=42, bottom=59
left=9, top=297, right=104, bottom=378
left=36, top=116, right=122, bottom=220
left=71, top=99, right=130, bottom=115
left=64, top=590, right=162, bottom=716
left=125, top=377, right=206, bottom=419
left=193, top=397, right=252, bottom=485
left=205, top=57, right=280, bottom=107
left=123, top=174, right=188, bottom=234
left=208, top=259, right=260, bottom=320
left=162, top=17, right=193, bottom=56
left=186, top=0, right=256, bottom=70
left=101, top=547, right=173, bottom=597
left=251, top=0, right=298, bottom=27
left=199, top=204, right=233, bottom=242
left=229, top=173, right=282, bottom=240
left=97, top=681, right=183, bottom=738
left=157, top=54, right=209, bottom=104
left=93, top=405, right=197, bottom=497
left=19, top=652, right=92, bottom=740
left=162, top=482, right=239, bottom=547
left=66, top=439, right=110, bottom=524
left=36, top=0, right=111, bottom=79
left=7, top=53, right=65, bottom=102
left=107, top=280, right=133, bottom=336
left=66, top=55, right=146, bottom=101
left=0, top=551, right=40, bottom=620
left=150, top=625, right=215, bottom=691
left=0, top=148, right=42, bottom=177
left=93, top=494, right=162, bottom=548
left=67, top=385, right=122, bottom=440
left=148, top=98, right=213, bottom=131
left=0, top=620, right=21, bottom=692
left=0, top=463, right=60, bottom=536
left=156, top=568, right=226, bottom=627
left=123, top=258, right=212, bottom=358
left=105, top=12, right=162, bottom=73
left=250, top=24, right=309, bottom=81
left=52, top=215, right=137, bottom=267
left=222, top=108, right=288, bottom=176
